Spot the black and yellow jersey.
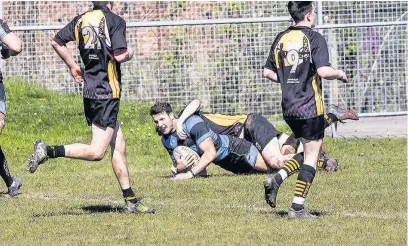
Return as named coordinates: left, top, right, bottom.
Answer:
left=178, top=110, right=248, bottom=137
left=264, top=26, right=331, bottom=119
left=53, top=5, right=127, bottom=99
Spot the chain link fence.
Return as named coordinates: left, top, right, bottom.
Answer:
left=1, top=1, right=407, bottom=116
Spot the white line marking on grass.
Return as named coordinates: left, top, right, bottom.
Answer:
left=21, top=193, right=406, bottom=220
left=339, top=211, right=406, bottom=220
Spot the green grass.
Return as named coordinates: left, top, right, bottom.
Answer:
left=0, top=79, right=406, bottom=245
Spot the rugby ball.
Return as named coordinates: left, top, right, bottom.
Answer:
left=173, top=146, right=200, bottom=172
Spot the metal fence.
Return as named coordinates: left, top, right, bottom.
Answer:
left=1, top=1, right=407, bottom=116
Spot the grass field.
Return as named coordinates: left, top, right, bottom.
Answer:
left=0, top=79, right=406, bottom=245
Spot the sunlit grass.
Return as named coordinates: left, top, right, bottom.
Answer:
left=0, top=79, right=406, bottom=245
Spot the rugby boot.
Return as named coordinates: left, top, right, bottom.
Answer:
left=264, top=174, right=280, bottom=209
left=330, top=105, right=359, bottom=122
left=288, top=207, right=318, bottom=219
left=28, top=140, right=49, bottom=173
left=7, top=176, right=22, bottom=197
left=323, top=158, right=339, bottom=172
left=318, top=148, right=339, bottom=172
left=126, top=199, right=156, bottom=214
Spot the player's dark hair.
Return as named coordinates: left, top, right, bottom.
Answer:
left=150, top=101, right=173, bottom=116
left=287, top=1, right=314, bottom=23
left=91, top=1, right=110, bottom=6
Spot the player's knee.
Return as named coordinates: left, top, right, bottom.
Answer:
left=281, top=145, right=296, bottom=155
left=245, top=113, right=258, bottom=128
left=244, top=113, right=257, bottom=135
left=90, top=148, right=106, bottom=161
left=92, top=153, right=105, bottom=161
left=246, top=113, right=255, bottom=123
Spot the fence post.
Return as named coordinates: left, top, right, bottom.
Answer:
left=406, top=23, right=408, bottom=111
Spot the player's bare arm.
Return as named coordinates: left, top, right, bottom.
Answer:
left=263, top=68, right=279, bottom=83
left=317, top=66, right=348, bottom=83
left=176, top=99, right=201, bottom=139
left=1, top=33, right=22, bottom=58
left=51, top=40, right=83, bottom=84
left=114, top=47, right=134, bottom=63
left=172, top=137, right=216, bottom=181
left=0, top=20, right=22, bottom=59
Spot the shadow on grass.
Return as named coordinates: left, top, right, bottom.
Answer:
left=259, top=210, right=326, bottom=218
left=82, top=205, right=125, bottom=214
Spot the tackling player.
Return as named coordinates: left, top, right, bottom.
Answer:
left=174, top=99, right=358, bottom=173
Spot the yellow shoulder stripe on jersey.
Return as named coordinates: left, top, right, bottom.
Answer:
left=202, top=113, right=247, bottom=126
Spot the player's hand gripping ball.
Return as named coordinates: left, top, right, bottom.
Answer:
left=173, top=146, right=200, bottom=172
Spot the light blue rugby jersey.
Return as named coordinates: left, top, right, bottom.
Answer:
left=161, top=115, right=230, bottom=162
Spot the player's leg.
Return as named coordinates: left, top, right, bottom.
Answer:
left=65, top=98, right=115, bottom=160
left=27, top=99, right=115, bottom=173
left=0, top=111, right=12, bottom=188
left=281, top=133, right=338, bottom=172
left=279, top=133, right=300, bottom=155
left=0, top=144, right=22, bottom=197
left=110, top=124, right=129, bottom=188
left=262, top=137, right=294, bottom=169
left=264, top=118, right=317, bottom=212
left=0, top=84, right=22, bottom=196
left=281, top=105, right=358, bottom=154
left=286, top=138, right=321, bottom=218
left=252, top=149, right=294, bottom=173
left=110, top=124, right=155, bottom=214
left=286, top=116, right=325, bottom=218
left=28, top=124, right=114, bottom=173
left=243, top=113, right=291, bottom=169
left=65, top=124, right=113, bottom=160
left=264, top=151, right=304, bottom=208
left=316, top=147, right=339, bottom=172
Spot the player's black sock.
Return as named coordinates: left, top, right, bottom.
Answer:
left=324, top=113, right=338, bottom=128
left=46, top=145, right=65, bottom=158
left=122, top=188, right=138, bottom=203
left=274, top=153, right=303, bottom=186
left=0, top=146, right=13, bottom=187
left=291, top=164, right=316, bottom=211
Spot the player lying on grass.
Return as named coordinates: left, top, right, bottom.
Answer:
left=171, top=99, right=358, bottom=175
left=150, top=101, right=296, bottom=180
